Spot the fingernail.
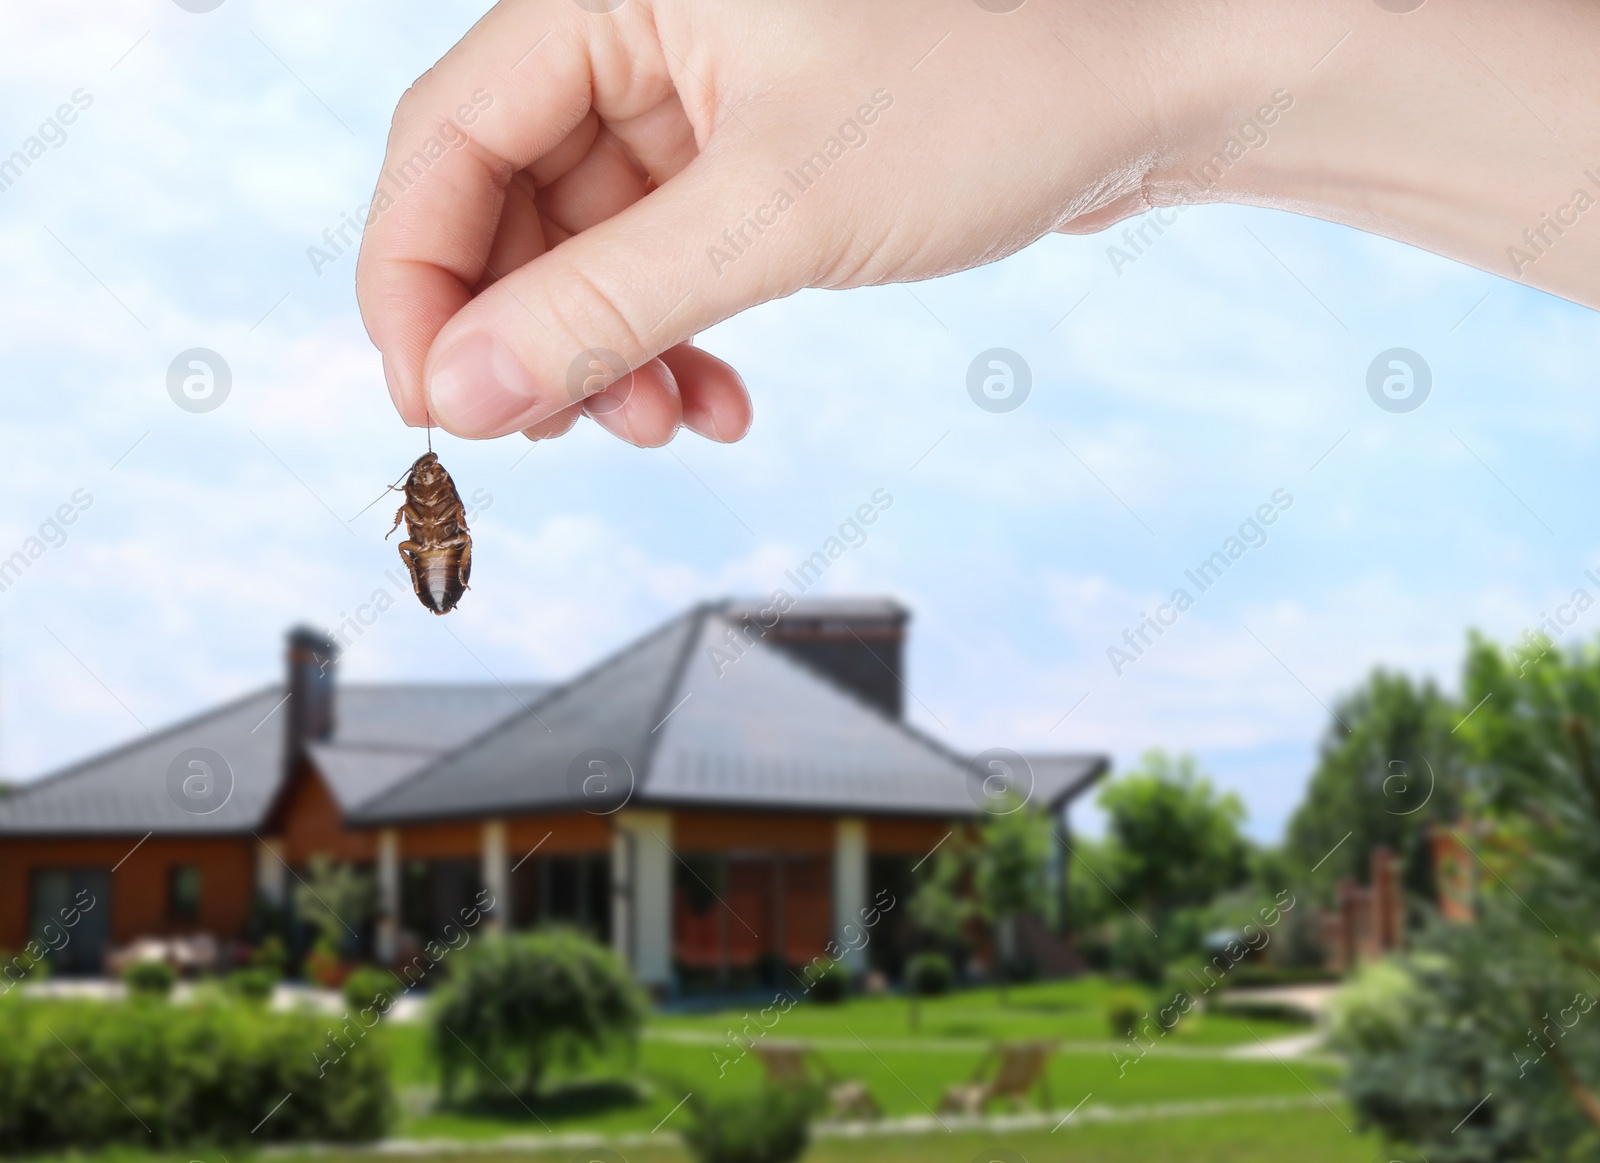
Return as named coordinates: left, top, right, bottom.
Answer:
left=427, top=332, right=541, bottom=435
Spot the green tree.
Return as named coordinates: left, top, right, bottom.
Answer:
left=974, top=800, right=1054, bottom=981
left=293, top=856, right=375, bottom=958
left=1337, top=632, right=1600, bottom=1159
left=1286, top=669, right=1463, bottom=899
left=908, top=800, right=1055, bottom=994
left=908, top=834, right=975, bottom=951
left=433, top=928, right=646, bottom=1101
left=1098, top=751, right=1250, bottom=918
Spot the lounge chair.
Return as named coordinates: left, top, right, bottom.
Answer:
left=751, top=1040, right=882, bottom=1121
left=938, top=1039, right=1057, bottom=1116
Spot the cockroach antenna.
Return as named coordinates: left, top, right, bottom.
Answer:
left=348, top=465, right=413, bottom=522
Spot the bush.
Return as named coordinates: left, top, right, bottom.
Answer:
left=1105, top=988, right=1145, bottom=1040
left=252, top=934, right=287, bottom=975
left=1222, top=963, right=1341, bottom=989
left=905, top=951, right=953, bottom=998
left=122, top=959, right=175, bottom=998
left=1207, top=996, right=1317, bottom=1025
left=343, top=966, right=400, bottom=1013
left=432, top=929, right=646, bottom=1101
left=0, top=946, right=50, bottom=991
left=680, top=1085, right=820, bottom=1163
left=803, top=959, right=849, bottom=1004
left=224, top=966, right=277, bottom=1005
left=0, top=995, right=392, bottom=1150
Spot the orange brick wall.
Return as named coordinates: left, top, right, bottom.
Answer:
left=279, top=767, right=375, bottom=865
left=507, top=813, right=612, bottom=855
left=0, top=835, right=254, bottom=952
left=867, top=817, right=960, bottom=856
left=673, top=810, right=835, bottom=853
left=0, top=803, right=966, bottom=964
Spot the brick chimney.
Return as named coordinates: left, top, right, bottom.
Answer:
left=284, top=627, right=337, bottom=766
left=725, top=597, right=909, bottom=717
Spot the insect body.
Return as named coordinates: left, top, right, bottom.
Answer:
left=386, top=452, right=472, bottom=614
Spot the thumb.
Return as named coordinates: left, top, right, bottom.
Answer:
left=423, top=152, right=798, bottom=439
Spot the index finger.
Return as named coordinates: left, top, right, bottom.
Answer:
left=354, top=4, right=667, bottom=425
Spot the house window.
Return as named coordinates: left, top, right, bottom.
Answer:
left=168, top=865, right=201, bottom=922
left=509, top=854, right=611, bottom=941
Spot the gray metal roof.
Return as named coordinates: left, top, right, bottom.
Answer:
left=354, top=605, right=1107, bottom=823
left=350, top=612, right=699, bottom=823
left=0, top=601, right=1108, bottom=835
left=0, top=682, right=544, bottom=836
left=0, top=687, right=290, bottom=836
left=721, top=597, right=907, bottom=623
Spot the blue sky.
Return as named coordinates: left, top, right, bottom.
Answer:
left=3, top=0, right=1597, bottom=841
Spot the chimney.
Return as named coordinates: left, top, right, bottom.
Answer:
left=726, top=598, right=909, bottom=717
left=284, top=627, right=337, bottom=766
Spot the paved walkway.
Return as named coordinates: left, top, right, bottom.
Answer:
left=1213, top=983, right=1341, bottom=1022
left=272, top=1093, right=1342, bottom=1155
left=20, top=979, right=430, bottom=1020
left=646, top=1027, right=1331, bottom=1061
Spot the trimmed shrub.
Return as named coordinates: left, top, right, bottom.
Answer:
left=680, top=1085, right=820, bottom=1163
left=1105, top=988, right=1145, bottom=1040
left=343, top=966, right=401, bottom=1013
left=432, top=929, right=646, bottom=1101
left=122, top=959, right=175, bottom=998
left=905, top=951, right=953, bottom=998
left=0, top=995, right=392, bottom=1150
left=803, top=959, right=849, bottom=1004
left=224, top=966, right=277, bottom=1005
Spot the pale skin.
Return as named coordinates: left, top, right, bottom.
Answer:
left=355, top=0, right=1600, bottom=450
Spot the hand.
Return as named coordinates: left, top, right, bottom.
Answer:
left=357, top=0, right=1600, bottom=450
left=355, top=0, right=1230, bottom=447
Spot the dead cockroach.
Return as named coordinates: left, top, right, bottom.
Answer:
left=386, top=450, right=472, bottom=615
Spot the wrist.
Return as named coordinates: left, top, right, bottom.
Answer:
left=1146, top=0, right=1600, bottom=308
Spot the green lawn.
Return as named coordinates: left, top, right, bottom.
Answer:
left=387, top=978, right=1333, bottom=1141
left=11, top=977, right=1355, bottom=1162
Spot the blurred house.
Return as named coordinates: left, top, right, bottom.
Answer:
left=0, top=598, right=1106, bottom=992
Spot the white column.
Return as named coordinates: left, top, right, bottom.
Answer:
left=613, top=810, right=673, bottom=989
left=376, top=828, right=400, bottom=963
left=611, top=827, right=633, bottom=964
left=256, top=838, right=286, bottom=906
left=833, top=817, right=868, bottom=974
left=482, top=819, right=508, bottom=931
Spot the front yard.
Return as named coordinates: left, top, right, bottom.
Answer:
left=12, top=975, right=1369, bottom=1162
left=386, top=976, right=1343, bottom=1142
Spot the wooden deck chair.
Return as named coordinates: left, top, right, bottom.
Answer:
left=751, top=1040, right=882, bottom=1121
left=938, top=1040, right=1057, bottom=1116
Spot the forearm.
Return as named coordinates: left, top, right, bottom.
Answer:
left=1153, top=0, right=1600, bottom=309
